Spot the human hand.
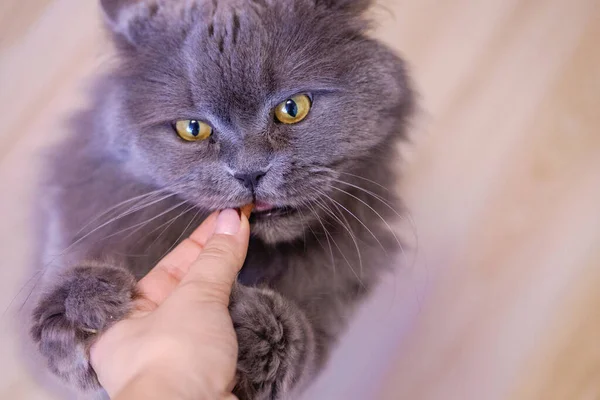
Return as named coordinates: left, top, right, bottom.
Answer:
left=90, top=209, right=250, bottom=400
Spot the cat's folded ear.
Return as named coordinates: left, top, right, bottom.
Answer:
left=100, top=0, right=159, bottom=46
left=319, top=0, right=373, bottom=13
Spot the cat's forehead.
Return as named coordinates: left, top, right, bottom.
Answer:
left=197, top=0, right=323, bottom=43
left=177, top=0, right=355, bottom=96
left=190, top=0, right=308, bottom=28
left=207, top=0, right=304, bottom=17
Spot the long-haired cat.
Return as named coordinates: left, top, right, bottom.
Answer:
left=28, top=0, right=413, bottom=398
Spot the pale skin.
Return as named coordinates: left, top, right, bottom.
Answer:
left=90, top=209, right=250, bottom=400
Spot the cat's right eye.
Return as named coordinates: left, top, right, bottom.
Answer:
left=174, top=119, right=213, bottom=142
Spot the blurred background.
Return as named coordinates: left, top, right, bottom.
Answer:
left=1, top=0, right=599, bottom=399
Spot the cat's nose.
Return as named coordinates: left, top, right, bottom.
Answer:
left=234, top=170, right=267, bottom=191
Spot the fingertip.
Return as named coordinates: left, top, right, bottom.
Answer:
left=213, top=208, right=250, bottom=246
left=215, top=209, right=243, bottom=235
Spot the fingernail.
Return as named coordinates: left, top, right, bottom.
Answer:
left=215, top=209, right=241, bottom=235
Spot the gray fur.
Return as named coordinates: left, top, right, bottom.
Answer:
left=28, top=0, right=413, bottom=399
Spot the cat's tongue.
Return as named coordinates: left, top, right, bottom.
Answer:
left=254, top=201, right=276, bottom=212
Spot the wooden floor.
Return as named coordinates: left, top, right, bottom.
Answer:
left=1, top=1, right=599, bottom=399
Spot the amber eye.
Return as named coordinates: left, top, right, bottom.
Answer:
left=174, top=119, right=212, bottom=141
left=274, top=94, right=312, bottom=124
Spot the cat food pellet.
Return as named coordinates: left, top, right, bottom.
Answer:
left=240, top=203, right=254, bottom=218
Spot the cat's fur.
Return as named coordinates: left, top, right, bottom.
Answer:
left=28, top=0, right=413, bottom=398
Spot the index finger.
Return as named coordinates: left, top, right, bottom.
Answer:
left=136, top=212, right=219, bottom=307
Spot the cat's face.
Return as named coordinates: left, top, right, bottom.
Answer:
left=101, top=0, right=411, bottom=243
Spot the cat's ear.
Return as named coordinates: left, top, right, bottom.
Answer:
left=319, top=0, right=373, bottom=13
left=99, top=0, right=159, bottom=46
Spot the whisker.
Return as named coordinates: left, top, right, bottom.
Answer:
left=2, top=269, right=44, bottom=318
left=143, top=205, right=196, bottom=251
left=320, top=174, right=419, bottom=269
left=98, top=200, right=188, bottom=243
left=314, top=194, right=361, bottom=254
left=316, top=193, right=367, bottom=278
left=331, top=185, right=410, bottom=266
left=313, top=193, right=365, bottom=276
left=312, top=192, right=354, bottom=243
left=119, top=203, right=193, bottom=246
left=330, top=178, right=403, bottom=219
left=312, top=199, right=364, bottom=288
left=310, top=166, right=391, bottom=193
left=53, top=192, right=179, bottom=261
left=317, top=189, right=386, bottom=252
left=306, top=202, right=336, bottom=281
left=331, top=186, right=399, bottom=243
left=336, top=171, right=391, bottom=192
left=295, top=207, right=312, bottom=254
left=155, top=208, right=202, bottom=264
left=71, top=188, right=172, bottom=239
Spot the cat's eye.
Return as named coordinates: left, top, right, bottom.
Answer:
left=274, top=94, right=312, bottom=124
left=174, top=119, right=212, bottom=142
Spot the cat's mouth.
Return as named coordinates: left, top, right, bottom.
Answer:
left=250, top=201, right=297, bottom=220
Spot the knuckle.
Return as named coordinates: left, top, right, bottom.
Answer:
left=178, top=280, right=232, bottom=305
left=201, top=239, right=241, bottom=265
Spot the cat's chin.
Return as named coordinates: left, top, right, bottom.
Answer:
left=250, top=211, right=307, bottom=244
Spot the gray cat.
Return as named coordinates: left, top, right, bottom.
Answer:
left=28, top=0, right=413, bottom=398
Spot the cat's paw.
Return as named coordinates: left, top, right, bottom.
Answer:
left=31, top=263, right=137, bottom=391
left=231, top=286, right=315, bottom=400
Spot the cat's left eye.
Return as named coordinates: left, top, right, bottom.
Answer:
left=274, top=94, right=312, bottom=124
left=174, top=119, right=212, bottom=142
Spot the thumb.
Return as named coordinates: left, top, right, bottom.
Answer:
left=178, top=209, right=250, bottom=305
